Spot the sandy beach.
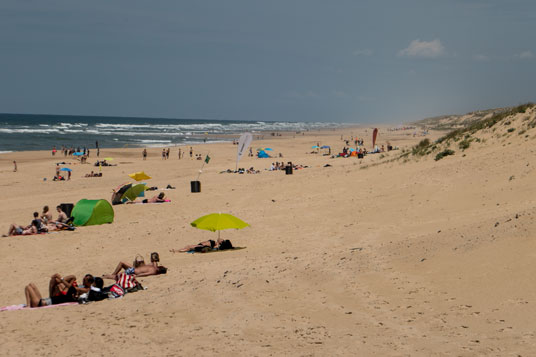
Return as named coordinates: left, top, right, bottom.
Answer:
left=1, top=108, right=536, bottom=356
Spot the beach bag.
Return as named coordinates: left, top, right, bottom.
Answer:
left=116, top=273, right=143, bottom=292
left=219, top=240, right=234, bottom=250
left=107, top=284, right=125, bottom=299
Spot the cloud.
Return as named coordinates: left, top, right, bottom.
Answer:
left=357, top=95, right=375, bottom=102
left=473, top=54, right=489, bottom=61
left=515, top=50, right=534, bottom=59
left=398, top=39, right=445, bottom=58
left=331, top=90, right=350, bottom=99
left=284, top=90, right=319, bottom=99
left=353, top=49, right=373, bottom=56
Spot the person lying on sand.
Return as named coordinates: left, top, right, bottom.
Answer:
left=7, top=223, right=35, bottom=236
left=102, top=257, right=167, bottom=280
left=6, top=212, right=47, bottom=236
left=127, top=192, right=166, bottom=204
left=24, top=274, right=94, bottom=307
left=170, top=239, right=234, bottom=253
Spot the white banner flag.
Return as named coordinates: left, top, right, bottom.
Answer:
left=236, top=132, right=253, bottom=170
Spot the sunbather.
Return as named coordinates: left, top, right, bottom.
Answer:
left=170, top=239, right=233, bottom=253
left=127, top=192, right=166, bottom=204
left=7, top=223, right=35, bottom=236
left=6, top=212, right=46, bottom=236
left=102, top=256, right=167, bottom=280
left=24, top=274, right=94, bottom=307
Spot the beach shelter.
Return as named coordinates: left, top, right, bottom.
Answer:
left=111, top=183, right=132, bottom=205
left=257, top=150, right=270, bottom=158
left=121, top=183, right=146, bottom=201
left=71, top=199, right=114, bottom=226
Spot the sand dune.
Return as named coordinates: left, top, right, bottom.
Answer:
left=1, top=105, right=535, bottom=355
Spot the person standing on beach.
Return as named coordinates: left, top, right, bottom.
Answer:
left=189, top=147, right=193, bottom=158
left=178, top=148, right=181, bottom=159
left=13, top=160, right=17, bottom=172
left=143, top=148, right=147, bottom=160
left=55, top=164, right=60, bottom=178
left=67, top=170, right=71, bottom=180
left=52, top=146, right=56, bottom=156
left=166, top=148, right=170, bottom=159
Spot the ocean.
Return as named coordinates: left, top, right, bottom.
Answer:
left=0, top=113, right=343, bottom=152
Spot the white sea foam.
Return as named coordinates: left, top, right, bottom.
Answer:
left=0, top=150, right=13, bottom=154
left=0, top=128, right=60, bottom=134
left=138, top=139, right=172, bottom=143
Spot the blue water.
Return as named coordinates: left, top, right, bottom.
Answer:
left=0, top=113, right=342, bottom=152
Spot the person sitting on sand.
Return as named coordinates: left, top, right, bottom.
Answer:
left=170, top=239, right=233, bottom=253
left=24, top=274, right=94, bottom=307
left=55, top=205, right=68, bottom=224
left=41, top=206, right=53, bottom=224
left=31, top=211, right=48, bottom=233
left=102, top=256, right=167, bottom=280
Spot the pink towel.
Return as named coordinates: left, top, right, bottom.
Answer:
left=0, top=302, right=77, bottom=312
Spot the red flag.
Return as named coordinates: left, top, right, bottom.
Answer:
left=372, top=128, right=378, bottom=147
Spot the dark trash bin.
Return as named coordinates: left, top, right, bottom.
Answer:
left=357, top=153, right=364, bottom=159
left=285, top=165, right=293, bottom=175
left=190, top=181, right=201, bottom=193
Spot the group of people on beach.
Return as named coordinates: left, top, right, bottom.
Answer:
left=24, top=252, right=167, bottom=307
left=22, top=236, right=237, bottom=308
left=7, top=205, right=70, bottom=236
left=142, top=147, right=194, bottom=160
left=84, top=171, right=103, bottom=178
left=56, top=145, right=91, bottom=157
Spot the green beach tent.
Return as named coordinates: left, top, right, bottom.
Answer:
left=71, top=199, right=114, bottom=226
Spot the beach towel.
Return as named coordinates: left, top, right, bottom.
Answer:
left=131, top=199, right=171, bottom=204
left=186, top=247, right=247, bottom=254
left=116, top=273, right=143, bottom=293
left=0, top=302, right=78, bottom=312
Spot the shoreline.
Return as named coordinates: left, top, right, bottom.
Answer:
left=0, top=123, right=425, bottom=159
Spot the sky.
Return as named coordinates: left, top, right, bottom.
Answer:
left=0, top=0, right=535, bottom=123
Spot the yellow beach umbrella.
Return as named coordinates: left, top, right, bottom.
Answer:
left=128, top=171, right=152, bottom=181
left=191, top=213, right=249, bottom=239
